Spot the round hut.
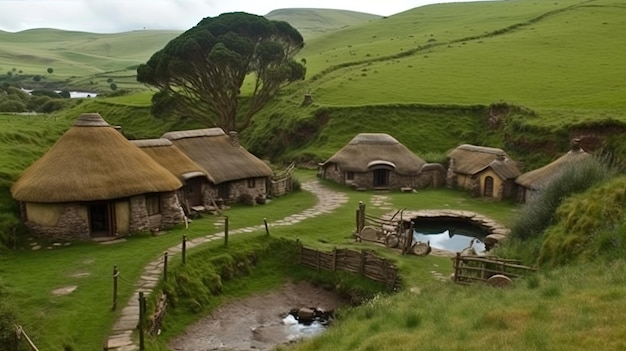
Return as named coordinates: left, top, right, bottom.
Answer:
left=11, top=113, right=184, bottom=240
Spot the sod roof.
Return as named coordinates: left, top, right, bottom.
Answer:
left=322, top=133, right=426, bottom=174
left=161, top=128, right=272, bottom=184
left=11, top=113, right=182, bottom=203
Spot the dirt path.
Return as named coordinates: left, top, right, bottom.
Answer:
left=168, top=281, right=348, bottom=351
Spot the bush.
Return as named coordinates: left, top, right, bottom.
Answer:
left=510, top=156, right=616, bottom=241
left=0, top=298, right=19, bottom=351
left=0, top=100, right=26, bottom=112
left=39, top=99, right=67, bottom=113
left=238, top=193, right=255, bottom=205
left=30, top=90, right=62, bottom=99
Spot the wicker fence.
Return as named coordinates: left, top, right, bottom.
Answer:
left=297, top=243, right=400, bottom=290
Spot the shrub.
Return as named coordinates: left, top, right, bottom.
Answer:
left=0, top=297, right=19, bottom=351
left=238, top=193, right=254, bottom=205
left=30, top=90, right=62, bottom=99
left=39, top=99, right=67, bottom=113
left=0, top=100, right=26, bottom=112
left=510, top=156, right=616, bottom=241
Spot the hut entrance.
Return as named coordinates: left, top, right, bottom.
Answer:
left=483, top=176, right=494, bottom=197
left=184, top=177, right=204, bottom=207
left=89, top=203, right=115, bottom=237
left=373, top=169, right=389, bottom=188
left=218, top=183, right=230, bottom=202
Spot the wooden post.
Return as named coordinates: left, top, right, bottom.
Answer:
left=358, top=201, right=366, bottom=234
left=355, top=209, right=360, bottom=240
left=163, top=252, right=168, bottom=282
left=112, top=265, right=118, bottom=311
left=182, top=235, right=187, bottom=266
left=224, top=216, right=229, bottom=247
left=138, top=292, right=145, bottom=351
left=454, top=252, right=461, bottom=283
left=264, top=218, right=270, bottom=236
left=360, top=250, right=366, bottom=276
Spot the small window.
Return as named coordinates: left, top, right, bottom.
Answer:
left=346, top=172, right=354, bottom=180
left=146, top=194, right=161, bottom=215
left=247, top=178, right=256, bottom=188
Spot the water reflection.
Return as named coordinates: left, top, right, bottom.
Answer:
left=282, top=314, right=326, bottom=341
left=413, top=220, right=486, bottom=253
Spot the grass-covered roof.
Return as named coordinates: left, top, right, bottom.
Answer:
left=11, top=113, right=182, bottom=203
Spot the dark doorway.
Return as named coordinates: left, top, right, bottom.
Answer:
left=185, top=177, right=204, bottom=207
left=218, top=183, right=230, bottom=202
left=484, top=176, right=494, bottom=197
left=373, top=169, right=389, bottom=188
left=89, top=203, right=115, bottom=237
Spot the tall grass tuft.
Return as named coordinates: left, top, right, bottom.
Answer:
left=510, top=156, right=617, bottom=241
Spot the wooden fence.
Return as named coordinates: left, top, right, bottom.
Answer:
left=452, top=253, right=537, bottom=286
left=297, top=243, right=400, bottom=290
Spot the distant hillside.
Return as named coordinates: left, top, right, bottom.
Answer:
left=0, top=28, right=181, bottom=91
left=264, top=8, right=380, bottom=39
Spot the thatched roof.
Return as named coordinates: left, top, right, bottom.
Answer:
left=322, top=133, right=426, bottom=174
left=11, top=113, right=182, bottom=203
left=516, top=144, right=590, bottom=189
left=130, top=138, right=208, bottom=181
left=162, top=128, right=272, bottom=184
left=448, top=144, right=519, bottom=178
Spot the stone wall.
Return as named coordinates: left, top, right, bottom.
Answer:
left=228, top=177, right=268, bottom=203
left=129, top=195, right=150, bottom=233
left=24, top=203, right=90, bottom=241
left=159, top=191, right=185, bottom=228
left=271, top=176, right=292, bottom=197
left=321, top=163, right=444, bottom=190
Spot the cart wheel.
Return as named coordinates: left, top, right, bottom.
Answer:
left=359, top=226, right=379, bottom=242
left=385, top=234, right=399, bottom=248
left=487, top=274, right=513, bottom=287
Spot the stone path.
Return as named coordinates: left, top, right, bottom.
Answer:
left=104, top=180, right=348, bottom=351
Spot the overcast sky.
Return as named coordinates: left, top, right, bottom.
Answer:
left=0, top=0, right=489, bottom=33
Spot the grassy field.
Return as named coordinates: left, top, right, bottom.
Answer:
left=0, top=168, right=521, bottom=350
left=0, top=1, right=625, bottom=350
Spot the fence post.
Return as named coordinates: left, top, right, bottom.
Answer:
left=263, top=218, right=270, bottom=236
left=182, top=235, right=187, bottom=266
left=360, top=250, right=366, bottom=276
left=453, top=252, right=461, bottom=283
left=112, top=265, right=118, bottom=311
left=138, top=292, right=145, bottom=351
left=224, top=216, right=229, bottom=247
left=163, top=252, right=168, bottom=282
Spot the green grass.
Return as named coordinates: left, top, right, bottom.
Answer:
left=0, top=170, right=519, bottom=349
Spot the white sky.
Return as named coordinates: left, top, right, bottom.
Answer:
left=0, top=0, right=487, bottom=33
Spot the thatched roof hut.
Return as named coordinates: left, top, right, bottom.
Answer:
left=130, top=138, right=207, bottom=181
left=447, top=144, right=520, bottom=200
left=323, top=133, right=426, bottom=174
left=516, top=140, right=590, bottom=191
left=162, top=128, right=272, bottom=184
left=447, top=144, right=520, bottom=177
left=11, top=113, right=182, bottom=203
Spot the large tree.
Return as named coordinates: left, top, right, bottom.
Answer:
left=137, top=12, right=306, bottom=132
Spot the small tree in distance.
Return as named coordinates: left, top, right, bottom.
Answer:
left=110, top=83, right=118, bottom=91
left=47, top=67, right=54, bottom=74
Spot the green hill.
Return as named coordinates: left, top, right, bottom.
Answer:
left=264, top=8, right=380, bottom=39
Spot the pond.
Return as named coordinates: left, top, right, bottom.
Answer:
left=412, top=218, right=487, bottom=254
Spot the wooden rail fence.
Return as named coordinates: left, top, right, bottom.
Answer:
left=452, top=253, right=536, bottom=286
left=297, top=243, right=400, bottom=290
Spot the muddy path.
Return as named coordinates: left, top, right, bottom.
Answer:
left=169, top=281, right=349, bottom=351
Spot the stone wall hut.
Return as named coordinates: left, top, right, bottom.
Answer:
left=447, top=144, right=521, bottom=200
left=319, top=133, right=432, bottom=190
left=10, top=113, right=185, bottom=241
left=515, top=139, right=590, bottom=203
left=162, top=128, right=273, bottom=203
left=130, top=138, right=210, bottom=211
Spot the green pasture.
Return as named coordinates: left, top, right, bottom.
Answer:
left=0, top=169, right=519, bottom=350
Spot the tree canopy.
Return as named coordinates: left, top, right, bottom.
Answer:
left=137, top=12, right=306, bottom=132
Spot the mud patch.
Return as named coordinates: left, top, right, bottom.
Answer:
left=169, top=281, right=348, bottom=351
